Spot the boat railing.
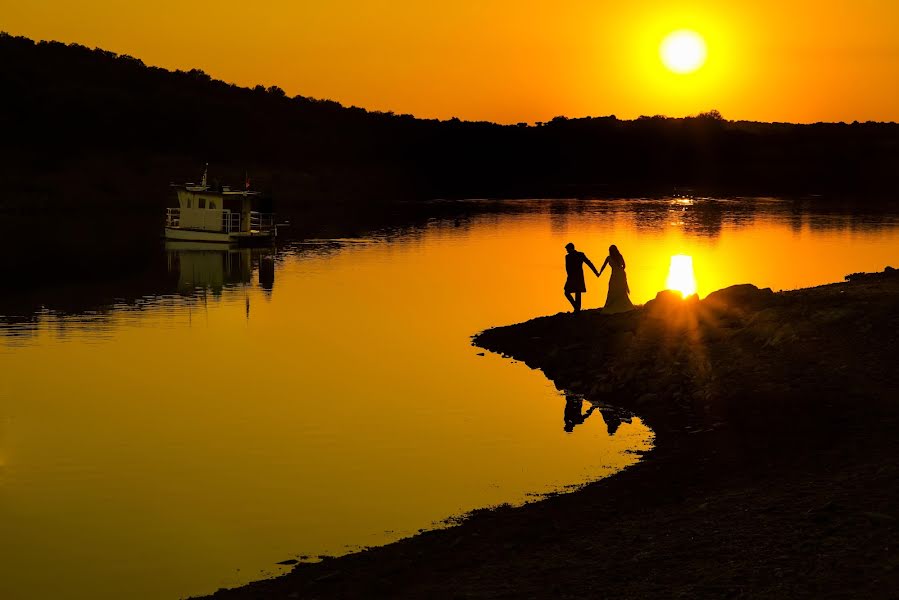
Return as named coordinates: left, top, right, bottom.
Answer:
left=250, top=212, right=276, bottom=233
left=222, top=211, right=241, bottom=233
left=167, top=207, right=272, bottom=234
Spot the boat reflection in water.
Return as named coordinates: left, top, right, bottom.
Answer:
left=0, top=243, right=276, bottom=342
left=165, top=241, right=275, bottom=297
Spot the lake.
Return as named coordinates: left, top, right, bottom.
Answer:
left=2, top=197, right=899, bottom=599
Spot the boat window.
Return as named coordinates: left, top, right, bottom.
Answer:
left=209, top=200, right=217, bottom=209
left=199, top=198, right=206, bottom=209
left=187, top=198, right=192, bottom=208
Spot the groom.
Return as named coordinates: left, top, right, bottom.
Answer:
left=564, top=242, right=600, bottom=312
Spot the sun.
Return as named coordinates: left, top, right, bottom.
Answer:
left=660, top=30, right=707, bottom=74
left=666, top=254, right=698, bottom=297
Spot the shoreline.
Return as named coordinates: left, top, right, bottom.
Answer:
left=199, top=270, right=899, bottom=599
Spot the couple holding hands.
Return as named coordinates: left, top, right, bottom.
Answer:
left=564, top=242, right=634, bottom=314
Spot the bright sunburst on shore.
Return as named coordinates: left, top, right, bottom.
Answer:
left=666, top=254, right=698, bottom=297
left=660, top=30, right=707, bottom=74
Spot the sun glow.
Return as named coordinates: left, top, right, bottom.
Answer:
left=666, top=254, right=698, bottom=298
left=660, top=30, right=707, bottom=74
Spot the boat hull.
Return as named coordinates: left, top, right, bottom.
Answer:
left=164, top=227, right=275, bottom=245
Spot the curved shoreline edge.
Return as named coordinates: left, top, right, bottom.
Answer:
left=198, top=271, right=899, bottom=599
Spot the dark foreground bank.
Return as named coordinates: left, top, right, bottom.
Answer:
left=197, top=271, right=899, bottom=599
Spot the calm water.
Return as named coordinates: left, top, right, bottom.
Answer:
left=2, top=197, right=899, bottom=599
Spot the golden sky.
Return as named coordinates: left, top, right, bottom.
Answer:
left=5, top=0, right=899, bottom=123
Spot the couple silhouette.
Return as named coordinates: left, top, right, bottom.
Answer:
left=564, top=242, right=634, bottom=314
left=563, top=394, right=633, bottom=434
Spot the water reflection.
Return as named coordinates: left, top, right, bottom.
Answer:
left=666, top=255, right=698, bottom=298
left=259, top=255, right=275, bottom=293
left=165, top=242, right=275, bottom=296
left=598, top=406, right=634, bottom=436
left=0, top=245, right=278, bottom=348
left=0, top=203, right=658, bottom=600
left=3, top=197, right=899, bottom=599
left=3, top=196, right=898, bottom=326
left=563, top=394, right=635, bottom=436
left=563, top=394, right=597, bottom=432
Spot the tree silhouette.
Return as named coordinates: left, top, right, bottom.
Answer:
left=1, top=32, right=898, bottom=216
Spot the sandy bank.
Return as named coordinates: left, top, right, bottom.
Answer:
left=198, top=270, right=899, bottom=599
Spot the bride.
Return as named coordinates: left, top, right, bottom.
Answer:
left=599, top=244, right=635, bottom=314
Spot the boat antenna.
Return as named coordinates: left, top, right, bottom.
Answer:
left=201, top=163, right=208, bottom=188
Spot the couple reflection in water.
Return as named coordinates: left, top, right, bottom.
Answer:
left=564, top=394, right=632, bottom=435
left=564, top=242, right=634, bottom=314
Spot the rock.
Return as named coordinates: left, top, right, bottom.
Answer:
left=636, top=393, right=658, bottom=406
left=644, top=289, right=686, bottom=312
left=763, top=324, right=798, bottom=347
left=618, top=331, right=635, bottom=346
left=861, top=511, right=896, bottom=523
left=703, top=284, right=775, bottom=310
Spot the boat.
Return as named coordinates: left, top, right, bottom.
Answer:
left=164, top=166, right=277, bottom=244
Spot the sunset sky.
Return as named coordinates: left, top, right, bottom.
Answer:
left=5, top=0, right=899, bottom=124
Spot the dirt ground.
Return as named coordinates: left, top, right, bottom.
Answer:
left=197, top=270, right=899, bottom=599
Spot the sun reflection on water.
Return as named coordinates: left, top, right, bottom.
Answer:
left=666, top=254, right=698, bottom=297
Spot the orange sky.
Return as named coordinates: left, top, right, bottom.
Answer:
left=5, top=0, right=899, bottom=123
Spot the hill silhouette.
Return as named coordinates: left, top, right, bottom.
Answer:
left=2, top=32, right=899, bottom=215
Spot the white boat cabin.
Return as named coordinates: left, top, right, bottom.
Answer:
left=165, top=175, right=276, bottom=244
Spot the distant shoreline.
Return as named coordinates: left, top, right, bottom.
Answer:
left=5, top=32, right=899, bottom=216
left=198, top=270, right=899, bottom=599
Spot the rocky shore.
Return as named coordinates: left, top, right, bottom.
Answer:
left=199, top=270, right=899, bottom=599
